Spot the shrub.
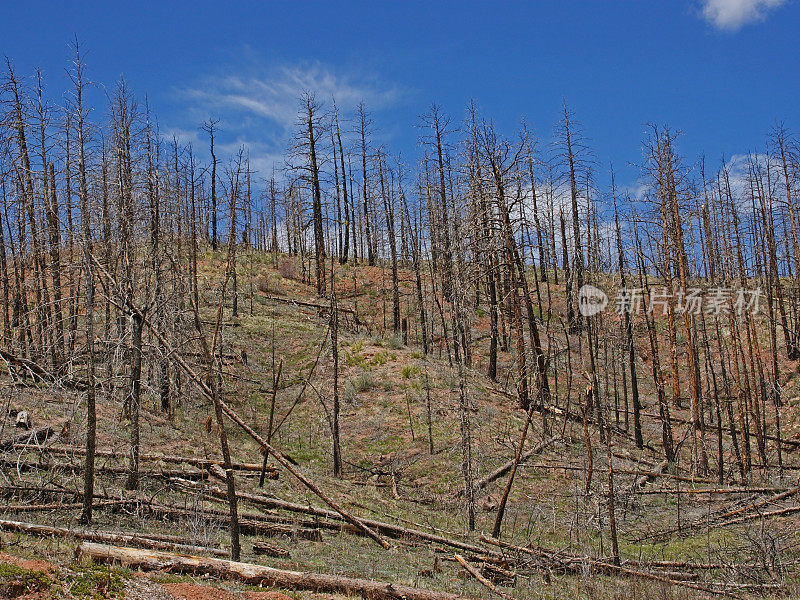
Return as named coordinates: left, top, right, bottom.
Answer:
left=278, top=256, right=299, bottom=280
left=344, top=371, right=377, bottom=405
left=343, top=381, right=359, bottom=405
left=352, top=371, right=376, bottom=392
left=384, top=334, right=404, bottom=350
left=257, top=273, right=284, bottom=295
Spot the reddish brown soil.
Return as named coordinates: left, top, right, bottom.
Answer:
left=161, top=582, right=238, bottom=600
left=0, top=551, right=57, bottom=574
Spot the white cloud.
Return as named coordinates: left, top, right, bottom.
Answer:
left=170, top=60, right=404, bottom=174
left=178, top=61, right=402, bottom=132
left=700, top=0, right=786, bottom=31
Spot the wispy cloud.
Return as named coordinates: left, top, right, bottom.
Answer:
left=700, top=0, right=786, bottom=31
left=170, top=59, right=405, bottom=173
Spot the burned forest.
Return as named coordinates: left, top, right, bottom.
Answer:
left=2, top=31, right=800, bottom=600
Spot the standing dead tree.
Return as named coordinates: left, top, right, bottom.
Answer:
left=290, top=93, right=326, bottom=295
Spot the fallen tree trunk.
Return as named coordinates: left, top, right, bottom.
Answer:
left=0, top=500, right=127, bottom=512
left=479, top=537, right=739, bottom=598
left=200, top=484, right=495, bottom=555
left=0, top=348, right=89, bottom=390
left=640, top=410, right=800, bottom=449
left=259, top=524, right=322, bottom=541
left=1, top=425, right=55, bottom=451
left=620, top=486, right=788, bottom=496
left=0, top=519, right=226, bottom=556
left=217, top=400, right=389, bottom=549
left=470, top=437, right=558, bottom=494
left=715, top=503, right=800, bottom=527
left=631, top=460, right=669, bottom=490
left=253, top=540, right=290, bottom=558
left=488, top=387, right=658, bottom=452
left=79, top=542, right=470, bottom=600
left=640, top=483, right=800, bottom=542
left=135, top=494, right=362, bottom=537
left=454, top=554, right=515, bottom=600
left=0, top=458, right=209, bottom=481
left=260, top=294, right=358, bottom=316
left=18, top=445, right=276, bottom=474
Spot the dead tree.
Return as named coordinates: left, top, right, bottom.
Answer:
left=358, top=102, right=375, bottom=266
left=612, top=183, right=642, bottom=448
left=290, top=93, right=326, bottom=295
left=67, top=42, right=97, bottom=523
left=202, top=118, right=219, bottom=250
left=557, top=104, right=586, bottom=334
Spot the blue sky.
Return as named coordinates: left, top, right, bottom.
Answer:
left=3, top=0, right=798, bottom=189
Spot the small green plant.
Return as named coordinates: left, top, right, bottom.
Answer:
left=68, top=565, right=127, bottom=600
left=343, top=380, right=359, bottom=405
left=0, top=562, right=52, bottom=598
left=401, top=365, right=422, bottom=379
left=345, top=351, right=368, bottom=368
left=369, top=350, right=397, bottom=366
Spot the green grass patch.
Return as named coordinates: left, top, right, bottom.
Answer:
left=369, top=350, right=397, bottom=366
left=0, top=562, right=52, bottom=598
left=68, top=564, right=128, bottom=600
left=401, top=365, right=422, bottom=379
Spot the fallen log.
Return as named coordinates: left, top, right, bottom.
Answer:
left=79, top=542, right=471, bottom=600
left=454, top=554, right=515, bottom=600
left=641, top=483, right=800, bottom=542
left=141, top=492, right=361, bottom=537
left=716, top=483, right=800, bottom=521
left=715, top=503, right=800, bottom=527
left=253, top=540, right=290, bottom=558
left=218, top=400, right=389, bottom=549
left=618, top=485, right=788, bottom=496
left=469, top=437, right=558, bottom=494
left=0, top=519, right=226, bottom=556
left=0, top=348, right=89, bottom=390
left=57, top=487, right=358, bottom=541
left=19, top=445, right=276, bottom=475
left=0, top=425, right=54, bottom=451
left=207, top=462, right=276, bottom=482
left=479, top=537, right=738, bottom=598
left=486, top=388, right=655, bottom=451
left=631, top=460, right=669, bottom=490
left=200, top=484, right=496, bottom=556
left=0, top=500, right=127, bottom=512
left=260, top=294, right=358, bottom=316
left=259, top=524, right=322, bottom=542
left=641, top=410, right=800, bottom=449
left=0, top=458, right=209, bottom=481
